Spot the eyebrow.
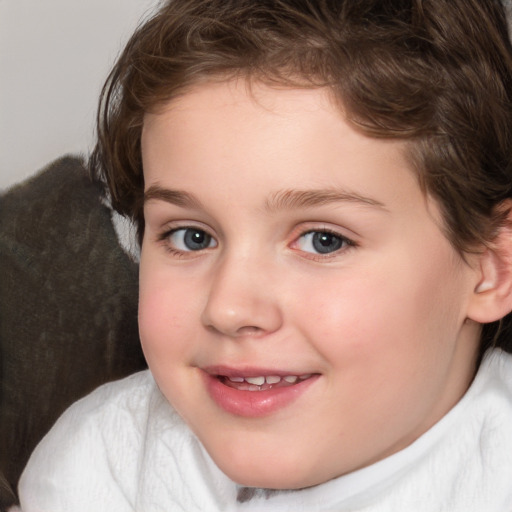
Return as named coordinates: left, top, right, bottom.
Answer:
left=144, top=185, right=387, bottom=212
left=144, top=185, right=202, bottom=209
left=264, top=188, right=387, bottom=212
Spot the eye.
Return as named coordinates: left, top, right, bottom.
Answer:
left=167, top=227, right=217, bottom=252
left=296, top=230, right=351, bottom=255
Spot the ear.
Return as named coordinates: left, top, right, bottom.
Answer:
left=467, top=201, right=512, bottom=324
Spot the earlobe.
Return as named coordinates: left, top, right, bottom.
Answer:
left=467, top=204, right=512, bottom=324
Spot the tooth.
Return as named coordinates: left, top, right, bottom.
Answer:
left=299, top=374, right=312, bottom=380
left=283, top=375, right=298, bottom=383
left=266, top=376, right=281, bottom=385
left=228, top=376, right=245, bottom=383
left=245, top=376, right=265, bottom=386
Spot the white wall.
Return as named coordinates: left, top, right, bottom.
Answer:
left=0, top=0, right=160, bottom=190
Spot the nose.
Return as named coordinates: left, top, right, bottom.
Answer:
left=201, top=253, right=283, bottom=338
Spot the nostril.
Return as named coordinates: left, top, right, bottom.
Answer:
left=235, top=325, right=264, bottom=337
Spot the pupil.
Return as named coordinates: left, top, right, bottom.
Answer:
left=184, top=229, right=210, bottom=250
left=312, top=232, right=342, bottom=254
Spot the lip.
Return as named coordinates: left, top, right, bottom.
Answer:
left=202, top=366, right=319, bottom=418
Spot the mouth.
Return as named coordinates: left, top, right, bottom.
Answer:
left=219, top=373, right=314, bottom=391
left=203, top=368, right=320, bottom=417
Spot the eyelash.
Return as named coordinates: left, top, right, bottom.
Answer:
left=292, top=228, right=356, bottom=260
left=156, top=225, right=356, bottom=260
left=157, top=226, right=217, bottom=258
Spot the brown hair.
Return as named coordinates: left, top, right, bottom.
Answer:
left=90, top=0, right=512, bottom=353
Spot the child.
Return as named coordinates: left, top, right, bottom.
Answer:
left=18, top=0, right=512, bottom=510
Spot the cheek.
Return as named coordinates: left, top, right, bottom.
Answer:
left=138, top=261, right=197, bottom=360
left=138, top=263, right=206, bottom=415
left=291, top=250, right=465, bottom=371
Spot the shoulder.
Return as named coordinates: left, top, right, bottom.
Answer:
left=59, top=369, right=159, bottom=424
left=453, top=349, right=512, bottom=448
left=441, top=348, right=512, bottom=509
left=469, top=349, right=512, bottom=447
left=475, top=348, right=512, bottom=404
left=19, top=370, right=185, bottom=512
left=39, top=369, right=164, bottom=445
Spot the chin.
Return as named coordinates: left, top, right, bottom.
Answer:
left=200, top=428, right=337, bottom=490
left=217, top=457, right=323, bottom=491
left=232, top=473, right=310, bottom=491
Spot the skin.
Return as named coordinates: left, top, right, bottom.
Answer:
left=138, top=80, right=484, bottom=489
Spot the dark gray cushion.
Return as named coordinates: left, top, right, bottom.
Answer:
left=0, top=156, right=146, bottom=508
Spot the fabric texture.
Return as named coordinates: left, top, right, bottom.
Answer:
left=19, top=349, right=512, bottom=512
left=0, top=157, right=146, bottom=509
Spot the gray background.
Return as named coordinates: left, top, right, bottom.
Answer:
left=0, top=0, right=160, bottom=190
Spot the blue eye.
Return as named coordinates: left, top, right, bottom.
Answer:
left=297, top=231, right=349, bottom=255
left=167, top=228, right=216, bottom=252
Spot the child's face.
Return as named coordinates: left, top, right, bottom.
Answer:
left=139, top=80, right=481, bottom=489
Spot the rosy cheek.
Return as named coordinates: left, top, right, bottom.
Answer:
left=139, top=280, right=170, bottom=342
left=140, top=276, right=199, bottom=351
left=299, top=283, right=375, bottom=344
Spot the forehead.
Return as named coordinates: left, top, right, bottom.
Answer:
left=143, top=79, right=341, bottom=144
left=141, top=79, right=411, bottom=189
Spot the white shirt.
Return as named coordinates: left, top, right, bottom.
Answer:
left=19, top=349, right=512, bottom=511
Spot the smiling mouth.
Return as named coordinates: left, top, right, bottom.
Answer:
left=218, top=373, right=314, bottom=392
left=204, top=369, right=320, bottom=416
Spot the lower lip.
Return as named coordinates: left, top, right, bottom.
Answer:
left=203, top=373, right=319, bottom=418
